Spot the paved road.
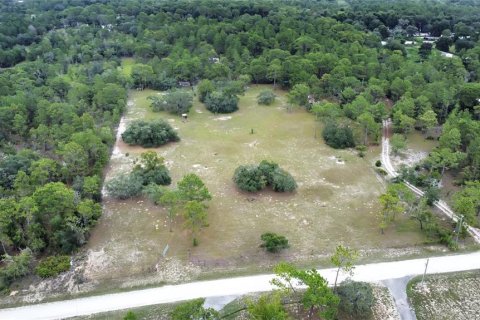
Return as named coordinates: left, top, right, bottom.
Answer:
left=383, top=276, right=416, bottom=320
left=1, top=251, right=479, bottom=320
left=381, top=120, right=480, bottom=244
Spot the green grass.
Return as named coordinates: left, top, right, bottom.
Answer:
left=84, top=84, right=429, bottom=285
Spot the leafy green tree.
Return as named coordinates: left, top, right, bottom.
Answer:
left=132, top=151, right=171, bottom=186
left=247, top=293, right=290, bottom=320
left=331, top=245, right=358, bottom=291
left=177, top=173, right=212, bottom=203
left=59, top=141, right=88, bottom=181
left=272, top=262, right=340, bottom=320
left=159, top=190, right=182, bottom=232
left=122, top=120, right=180, bottom=148
left=260, top=233, right=289, bottom=253
left=149, top=90, right=193, bottom=115
left=419, top=110, right=438, bottom=134
left=184, top=200, right=208, bottom=246
left=287, top=83, right=309, bottom=109
left=93, top=83, right=126, bottom=112
left=428, top=148, right=465, bottom=176
left=458, top=83, right=480, bottom=109
left=357, top=112, right=380, bottom=145
left=171, top=298, right=219, bottom=320
left=257, top=90, right=276, bottom=105
left=311, top=102, right=342, bottom=120
left=197, top=79, right=215, bottom=103
left=390, top=134, right=407, bottom=155
left=378, top=190, right=405, bottom=234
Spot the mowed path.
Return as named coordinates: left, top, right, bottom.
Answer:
left=0, top=251, right=479, bottom=320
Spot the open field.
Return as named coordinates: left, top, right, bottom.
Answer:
left=80, top=84, right=429, bottom=285
left=408, top=271, right=480, bottom=320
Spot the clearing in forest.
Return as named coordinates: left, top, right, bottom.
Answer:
left=85, top=85, right=427, bottom=283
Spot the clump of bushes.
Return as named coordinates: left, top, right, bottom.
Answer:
left=148, top=90, right=193, bottom=115
left=36, top=255, right=71, bottom=278
left=322, top=121, right=355, bottom=149
left=0, top=249, right=32, bottom=291
left=122, top=120, right=179, bottom=147
left=257, top=90, right=276, bottom=105
left=106, top=151, right=171, bottom=199
left=233, top=160, right=297, bottom=192
left=260, top=232, right=289, bottom=253
left=204, top=91, right=239, bottom=113
left=337, top=281, right=374, bottom=319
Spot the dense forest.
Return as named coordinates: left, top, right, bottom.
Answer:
left=1, top=0, right=480, bottom=290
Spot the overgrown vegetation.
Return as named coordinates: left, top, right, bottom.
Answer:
left=260, top=233, right=289, bottom=253
left=121, top=120, right=179, bottom=148
left=35, top=255, right=71, bottom=278
left=233, top=160, right=297, bottom=193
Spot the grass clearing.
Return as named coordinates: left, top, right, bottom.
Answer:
left=83, top=84, right=428, bottom=284
left=408, top=271, right=480, bottom=320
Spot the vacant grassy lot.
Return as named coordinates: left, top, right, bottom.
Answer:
left=408, top=271, right=480, bottom=320
left=80, top=83, right=429, bottom=285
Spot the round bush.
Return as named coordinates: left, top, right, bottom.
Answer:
left=375, top=160, right=382, bottom=167
left=204, top=91, right=239, bottom=114
left=260, top=232, right=289, bottom=253
left=337, top=281, right=374, bottom=319
left=121, top=120, right=179, bottom=147
left=322, top=121, right=355, bottom=149
left=271, top=169, right=297, bottom=192
left=105, top=173, right=144, bottom=199
left=233, top=165, right=266, bottom=192
left=257, top=90, right=276, bottom=105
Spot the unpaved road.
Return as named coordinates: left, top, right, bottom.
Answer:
left=381, top=120, right=480, bottom=244
left=1, top=251, right=479, bottom=320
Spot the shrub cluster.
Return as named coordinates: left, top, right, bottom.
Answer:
left=148, top=90, right=193, bottom=115
left=121, top=120, right=179, bottom=148
left=257, top=90, right=276, bottom=105
left=106, top=151, right=171, bottom=199
left=233, top=160, right=297, bottom=193
left=322, top=121, right=355, bottom=149
left=35, top=255, right=71, bottom=278
left=337, top=281, right=374, bottom=319
left=204, top=91, right=239, bottom=114
left=260, top=232, right=289, bottom=253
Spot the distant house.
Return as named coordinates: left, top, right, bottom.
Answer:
left=381, top=41, right=387, bottom=46
left=440, top=52, right=454, bottom=58
left=404, top=41, right=415, bottom=45
left=209, top=57, right=220, bottom=63
left=307, top=94, right=316, bottom=104
left=178, top=81, right=191, bottom=87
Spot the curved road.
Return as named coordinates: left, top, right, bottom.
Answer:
left=0, top=251, right=479, bottom=320
left=381, top=120, right=480, bottom=243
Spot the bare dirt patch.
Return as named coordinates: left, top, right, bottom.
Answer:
left=409, top=271, right=480, bottom=320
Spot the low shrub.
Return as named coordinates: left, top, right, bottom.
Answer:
left=257, top=90, right=276, bottom=105
left=260, top=233, right=289, bottom=253
left=36, top=255, right=70, bottom=278
left=105, top=173, right=144, bottom=199
left=204, top=91, right=239, bottom=113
